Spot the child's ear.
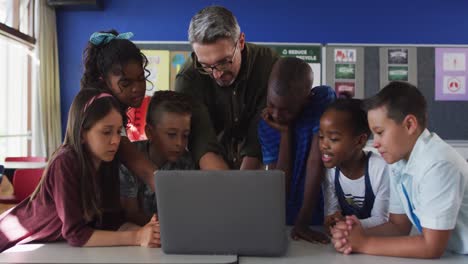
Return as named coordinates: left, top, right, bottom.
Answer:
left=145, top=125, right=152, bottom=141
left=403, top=114, right=419, bottom=135
left=356, top=133, right=368, bottom=148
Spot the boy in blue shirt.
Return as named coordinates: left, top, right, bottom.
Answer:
left=331, top=81, right=468, bottom=258
left=258, top=57, right=335, bottom=243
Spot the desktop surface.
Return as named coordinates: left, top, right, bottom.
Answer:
left=0, top=242, right=238, bottom=264
left=240, top=227, right=468, bottom=264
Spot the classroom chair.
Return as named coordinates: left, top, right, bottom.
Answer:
left=0, top=168, right=44, bottom=204
left=5, top=156, right=47, bottom=162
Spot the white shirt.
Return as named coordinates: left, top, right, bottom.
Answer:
left=324, top=151, right=390, bottom=228
left=389, top=129, right=468, bottom=254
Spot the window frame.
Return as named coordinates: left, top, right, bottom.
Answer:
left=0, top=0, right=36, bottom=158
left=0, top=0, right=36, bottom=46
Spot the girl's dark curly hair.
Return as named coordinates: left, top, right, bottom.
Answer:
left=80, top=29, right=151, bottom=94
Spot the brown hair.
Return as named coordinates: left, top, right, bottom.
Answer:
left=363, top=81, right=427, bottom=128
left=31, top=88, right=124, bottom=222
left=146, top=91, right=193, bottom=127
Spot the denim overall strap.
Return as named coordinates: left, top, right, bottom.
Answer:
left=334, top=152, right=375, bottom=219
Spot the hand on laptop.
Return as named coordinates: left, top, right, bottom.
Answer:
left=137, top=214, right=161, bottom=248
left=291, top=224, right=330, bottom=244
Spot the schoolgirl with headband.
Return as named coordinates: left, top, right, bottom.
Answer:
left=0, top=89, right=160, bottom=252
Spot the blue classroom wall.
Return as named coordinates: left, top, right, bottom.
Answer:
left=56, top=0, right=468, bottom=134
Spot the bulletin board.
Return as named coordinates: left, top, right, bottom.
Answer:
left=135, top=41, right=468, bottom=140
left=136, top=42, right=192, bottom=92
left=325, top=44, right=468, bottom=140
left=262, top=43, right=322, bottom=88
left=135, top=41, right=323, bottom=91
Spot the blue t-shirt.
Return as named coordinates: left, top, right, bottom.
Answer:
left=258, top=85, right=336, bottom=225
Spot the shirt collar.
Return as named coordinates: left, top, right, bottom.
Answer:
left=397, top=129, right=431, bottom=176
left=235, top=42, right=252, bottom=82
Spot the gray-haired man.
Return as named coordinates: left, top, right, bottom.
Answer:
left=176, top=6, right=278, bottom=170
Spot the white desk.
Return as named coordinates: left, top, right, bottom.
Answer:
left=2, top=231, right=466, bottom=264
left=240, top=236, right=467, bottom=264
left=0, top=243, right=238, bottom=264
left=3, top=161, right=47, bottom=170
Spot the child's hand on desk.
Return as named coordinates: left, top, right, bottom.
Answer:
left=291, top=224, right=330, bottom=244
left=343, top=215, right=367, bottom=253
left=137, top=214, right=161, bottom=248
left=324, top=211, right=344, bottom=235
left=330, top=215, right=365, bottom=254
left=330, top=219, right=352, bottom=254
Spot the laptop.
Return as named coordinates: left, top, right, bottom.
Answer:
left=154, top=170, right=287, bottom=256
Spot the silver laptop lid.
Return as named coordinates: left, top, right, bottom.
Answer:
left=155, top=170, right=287, bottom=256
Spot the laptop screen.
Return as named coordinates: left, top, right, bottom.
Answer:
left=155, top=170, right=287, bottom=256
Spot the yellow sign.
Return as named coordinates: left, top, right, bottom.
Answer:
left=142, top=50, right=170, bottom=94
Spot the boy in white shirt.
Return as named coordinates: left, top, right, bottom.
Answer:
left=331, top=81, right=468, bottom=258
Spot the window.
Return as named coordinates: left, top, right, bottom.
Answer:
left=0, top=0, right=36, bottom=161
left=0, top=0, right=34, bottom=37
